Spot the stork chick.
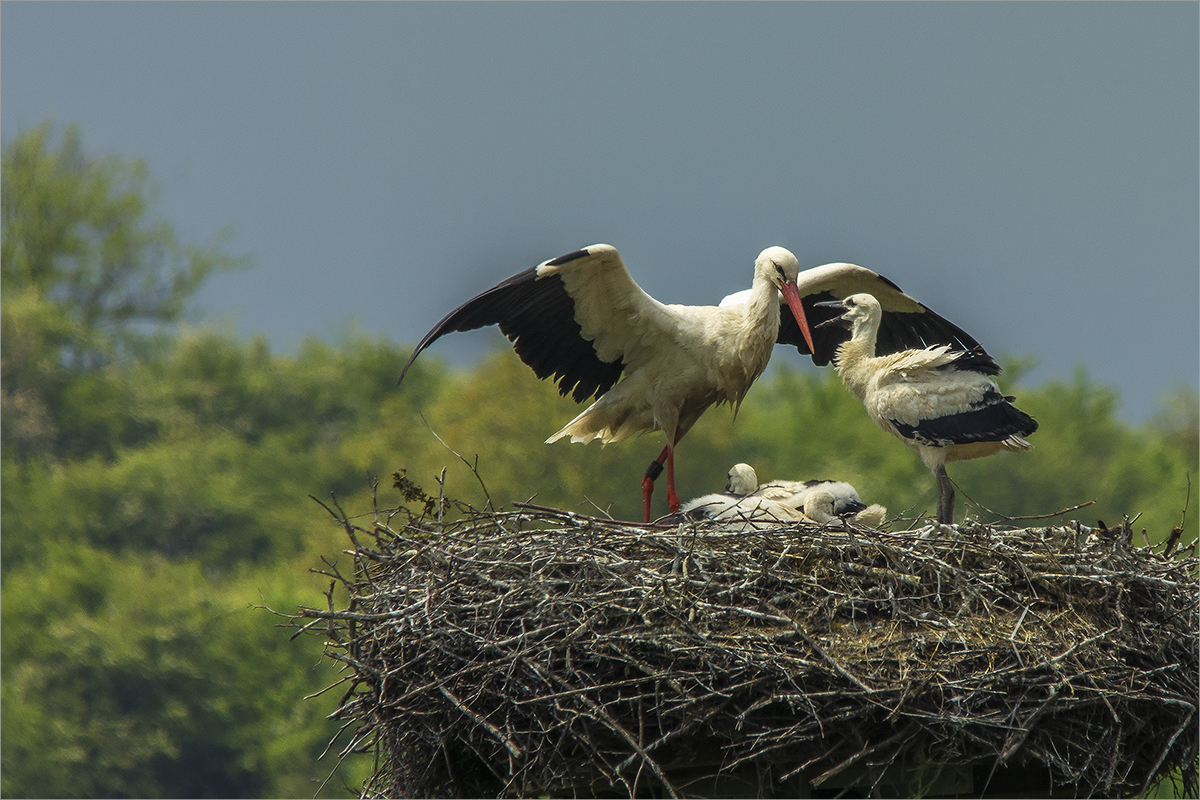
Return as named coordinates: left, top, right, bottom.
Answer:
left=726, top=463, right=887, bottom=527
left=676, top=463, right=807, bottom=528
left=816, top=294, right=1037, bottom=524
left=678, top=492, right=808, bottom=530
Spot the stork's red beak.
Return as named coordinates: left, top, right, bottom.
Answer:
left=780, top=281, right=816, bottom=353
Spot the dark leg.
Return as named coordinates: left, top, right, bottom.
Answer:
left=936, top=465, right=955, bottom=524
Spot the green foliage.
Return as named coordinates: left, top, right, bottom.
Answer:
left=1, top=122, right=244, bottom=462
left=952, top=367, right=1197, bottom=537
left=0, top=126, right=362, bottom=798
left=0, top=544, right=359, bottom=798
left=0, top=330, right=376, bottom=795
left=369, top=348, right=1197, bottom=544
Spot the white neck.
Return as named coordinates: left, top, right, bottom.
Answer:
left=833, top=314, right=880, bottom=400
left=746, top=274, right=782, bottom=330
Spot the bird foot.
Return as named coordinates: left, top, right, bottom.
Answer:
left=666, top=485, right=681, bottom=514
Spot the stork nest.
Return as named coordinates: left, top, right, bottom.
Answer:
left=287, top=481, right=1199, bottom=799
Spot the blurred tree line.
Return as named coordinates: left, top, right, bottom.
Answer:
left=2, top=124, right=1196, bottom=798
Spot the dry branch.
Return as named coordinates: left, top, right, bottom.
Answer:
left=284, top=489, right=1199, bottom=798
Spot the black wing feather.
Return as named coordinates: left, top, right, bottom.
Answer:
left=890, top=386, right=1038, bottom=447
left=397, top=263, right=625, bottom=403
left=779, top=291, right=1001, bottom=375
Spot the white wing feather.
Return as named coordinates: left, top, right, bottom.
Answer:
left=536, top=244, right=684, bottom=369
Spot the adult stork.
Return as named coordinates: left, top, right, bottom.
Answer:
left=815, top=293, right=1038, bottom=524
left=397, top=244, right=815, bottom=522
left=720, top=261, right=993, bottom=368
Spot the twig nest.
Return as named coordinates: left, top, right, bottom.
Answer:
left=290, top=500, right=1198, bottom=799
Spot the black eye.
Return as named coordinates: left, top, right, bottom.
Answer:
left=773, top=263, right=786, bottom=278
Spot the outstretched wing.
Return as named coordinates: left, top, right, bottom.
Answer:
left=397, top=244, right=678, bottom=403
left=725, top=262, right=1000, bottom=374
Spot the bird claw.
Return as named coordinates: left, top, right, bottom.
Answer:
left=666, top=485, right=682, bottom=515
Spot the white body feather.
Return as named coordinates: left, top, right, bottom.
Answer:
left=686, top=463, right=887, bottom=528
left=831, top=304, right=1031, bottom=474
left=679, top=493, right=808, bottom=528
left=543, top=246, right=788, bottom=447
left=824, top=293, right=1036, bottom=523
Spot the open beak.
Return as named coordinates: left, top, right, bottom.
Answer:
left=813, top=298, right=849, bottom=330
left=779, top=281, right=816, bottom=353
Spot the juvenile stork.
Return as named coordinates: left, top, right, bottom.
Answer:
left=673, top=463, right=807, bottom=527
left=759, top=479, right=887, bottom=528
left=720, top=262, right=993, bottom=367
left=678, top=492, right=808, bottom=528
left=397, top=244, right=815, bottom=522
left=726, top=463, right=887, bottom=527
left=815, top=293, right=1038, bottom=524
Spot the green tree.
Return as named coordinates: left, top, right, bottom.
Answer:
left=1, top=122, right=243, bottom=461
left=377, top=352, right=1197, bottom=543
left=0, top=542, right=359, bottom=798
left=0, top=125, right=364, bottom=798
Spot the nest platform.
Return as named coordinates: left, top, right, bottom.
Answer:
left=289, top=492, right=1198, bottom=799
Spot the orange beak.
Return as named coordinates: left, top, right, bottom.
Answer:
left=779, top=281, right=816, bottom=353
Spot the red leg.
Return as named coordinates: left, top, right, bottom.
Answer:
left=665, top=445, right=680, bottom=513
left=641, top=445, right=670, bottom=523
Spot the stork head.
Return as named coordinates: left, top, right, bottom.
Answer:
left=814, top=293, right=882, bottom=337
left=725, top=463, right=759, bottom=496
left=803, top=490, right=837, bottom=520
left=755, top=247, right=815, bottom=353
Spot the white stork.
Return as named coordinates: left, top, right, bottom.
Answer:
left=398, top=244, right=814, bottom=522
left=814, top=293, right=1038, bottom=524
left=720, top=261, right=993, bottom=367
left=674, top=463, right=886, bottom=528
left=725, top=463, right=887, bottom=527
left=675, top=463, right=807, bottom=527
left=398, top=246, right=998, bottom=522
left=677, top=492, right=808, bottom=529
left=805, top=490, right=888, bottom=528
left=759, top=480, right=887, bottom=528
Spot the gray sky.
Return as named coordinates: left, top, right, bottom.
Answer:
left=4, top=2, right=1197, bottom=423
